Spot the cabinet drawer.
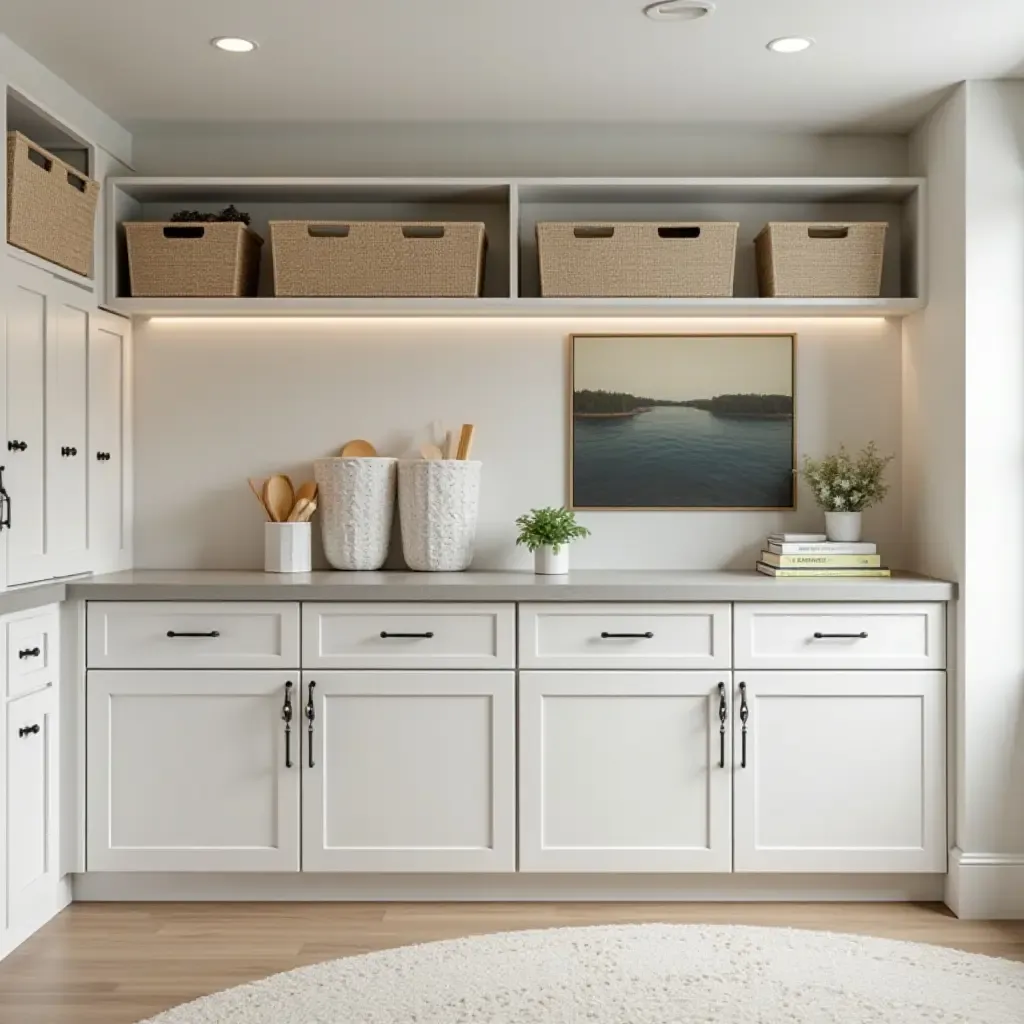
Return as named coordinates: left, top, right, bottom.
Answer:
left=302, top=604, right=515, bottom=669
left=87, top=602, right=300, bottom=669
left=734, top=603, right=946, bottom=670
left=6, top=605, right=60, bottom=700
left=519, top=603, right=731, bottom=670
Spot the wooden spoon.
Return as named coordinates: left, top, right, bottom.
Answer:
left=419, top=443, right=443, bottom=460
left=297, top=500, right=317, bottom=522
left=287, top=497, right=310, bottom=523
left=263, top=475, right=294, bottom=523
left=340, top=439, right=377, bottom=457
left=294, top=480, right=318, bottom=506
left=455, top=424, right=476, bottom=460
left=248, top=478, right=271, bottom=519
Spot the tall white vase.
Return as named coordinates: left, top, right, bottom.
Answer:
left=825, top=510, right=863, bottom=542
left=314, top=457, right=397, bottom=570
left=398, top=460, right=481, bottom=572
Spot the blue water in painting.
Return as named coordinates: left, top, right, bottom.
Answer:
left=573, top=406, right=794, bottom=508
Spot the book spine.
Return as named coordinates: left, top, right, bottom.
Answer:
left=766, top=554, right=881, bottom=567
left=766, top=534, right=827, bottom=543
left=757, top=563, right=892, bottom=578
left=768, top=543, right=877, bottom=554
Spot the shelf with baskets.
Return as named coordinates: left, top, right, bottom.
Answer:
left=104, top=176, right=925, bottom=318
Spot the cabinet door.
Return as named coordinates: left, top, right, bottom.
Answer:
left=45, top=281, right=90, bottom=576
left=87, top=312, right=130, bottom=569
left=4, top=261, right=50, bottom=585
left=86, top=671, right=300, bottom=872
left=5, top=686, right=59, bottom=932
left=519, top=671, right=732, bottom=872
left=733, top=672, right=946, bottom=873
left=302, top=672, right=515, bottom=872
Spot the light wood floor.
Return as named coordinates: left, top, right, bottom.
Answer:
left=0, top=902, right=1022, bottom=1024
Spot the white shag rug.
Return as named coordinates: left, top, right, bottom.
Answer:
left=141, top=923, right=1024, bottom=1023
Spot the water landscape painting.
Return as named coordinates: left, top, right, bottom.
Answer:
left=571, top=333, right=795, bottom=510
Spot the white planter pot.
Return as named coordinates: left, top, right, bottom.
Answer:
left=398, top=460, right=481, bottom=572
left=314, top=457, right=397, bottom=570
left=534, top=545, right=570, bottom=575
left=825, top=510, right=863, bottom=542
left=264, top=522, right=312, bottom=574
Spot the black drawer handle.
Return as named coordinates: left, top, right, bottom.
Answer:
left=812, top=631, right=868, bottom=640
left=96, top=451, right=112, bottom=461
left=60, top=446, right=78, bottom=457
left=600, top=631, right=654, bottom=639
left=379, top=631, right=435, bottom=639
left=19, top=647, right=41, bottom=659
left=7, top=440, right=27, bottom=452
left=166, top=630, right=221, bottom=638
left=19, top=724, right=40, bottom=738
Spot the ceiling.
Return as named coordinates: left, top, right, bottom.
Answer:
left=2, top=0, right=1022, bottom=131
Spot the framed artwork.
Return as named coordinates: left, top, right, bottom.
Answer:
left=571, top=333, right=796, bottom=510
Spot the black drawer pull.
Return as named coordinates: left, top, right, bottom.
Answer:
left=7, top=440, right=27, bottom=452
left=166, top=630, right=221, bottom=638
left=379, top=631, right=435, bottom=639
left=812, top=631, right=868, bottom=640
left=18, top=647, right=41, bottom=659
left=60, top=445, right=78, bottom=457
left=96, top=451, right=112, bottom=461
left=19, top=724, right=40, bottom=738
left=600, top=631, right=654, bottom=639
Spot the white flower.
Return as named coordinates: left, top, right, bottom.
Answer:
left=850, top=491, right=861, bottom=504
left=838, top=479, right=851, bottom=490
left=833, top=495, right=846, bottom=509
left=820, top=486, right=831, bottom=498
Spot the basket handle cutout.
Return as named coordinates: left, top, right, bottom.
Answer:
left=307, top=224, right=350, bottom=238
left=26, top=146, right=53, bottom=173
left=162, top=226, right=206, bottom=239
left=66, top=171, right=87, bottom=193
left=402, top=225, right=445, bottom=239
left=807, top=226, right=850, bottom=239
left=658, top=226, right=701, bottom=239
left=573, top=226, right=615, bottom=239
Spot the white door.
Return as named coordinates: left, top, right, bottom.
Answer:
left=4, top=261, right=49, bottom=585
left=87, top=312, right=130, bottom=569
left=86, top=671, right=300, bottom=872
left=519, top=671, right=732, bottom=872
left=5, top=685, right=59, bottom=932
left=45, top=280, right=90, bottom=576
left=733, top=671, right=946, bottom=873
left=302, top=672, right=516, bottom=872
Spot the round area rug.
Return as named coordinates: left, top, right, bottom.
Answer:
left=141, top=924, right=1024, bottom=1023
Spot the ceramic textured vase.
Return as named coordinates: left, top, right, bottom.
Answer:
left=398, top=460, right=481, bottom=571
left=314, top=457, right=397, bottom=570
left=825, top=510, right=863, bottom=542
left=535, top=545, right=570, bottom=575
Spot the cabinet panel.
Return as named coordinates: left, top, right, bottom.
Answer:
left=302, top=672, right=515, bottom=872
left=733, top=671, right=946, bottom=873
left=519, top=671, right=732, bottom=872
left=5, top=686, right=59, bottom=931
left=86, top=671, right=300, bottom=871
left=5, top=604, right=60, bottom=700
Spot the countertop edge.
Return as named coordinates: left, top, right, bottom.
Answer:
left=0, top=581, right=68, bottom=616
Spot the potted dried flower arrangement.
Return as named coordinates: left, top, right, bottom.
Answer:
left=801, top=442, right=894, bottom=542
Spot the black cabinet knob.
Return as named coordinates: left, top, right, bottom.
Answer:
left=96, top=451, right=112, bottom=461
left=61, top=446, right=78, bottom=457
left=18, top=724, right=41, bottom=738
left=7, top=440, right=27, bottom=452
left=18, top=647, right=41, bottom=659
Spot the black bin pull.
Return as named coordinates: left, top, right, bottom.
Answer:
left=600, top=631, right=654, bottom=639
left=166, top=630, right=221, bottom=638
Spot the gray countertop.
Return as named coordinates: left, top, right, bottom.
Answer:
left=0, top=580, right=69, bottom=617
left=44, top=568, right=960, bottom=603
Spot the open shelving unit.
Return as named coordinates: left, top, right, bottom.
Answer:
left=105, top=176, right=925, bottom=319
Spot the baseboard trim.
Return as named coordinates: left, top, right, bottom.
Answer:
left=946, top=847, right=1024, bottom=919
left=72, top=872, right=945, bottom=903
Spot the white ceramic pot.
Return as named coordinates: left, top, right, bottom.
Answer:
left=535, top=545, right=570, bottom=575
left=264, top=522, right=312, bottom=574
left=825, top=510, right=863, bottom=542
left=314, top=457, right=397, bottom=570
left=398, top=460, right=481, bottom=572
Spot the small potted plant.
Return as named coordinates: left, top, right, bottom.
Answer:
left=801, top=442, right=894, bottom=542
left=515, top=506, right=591, bottom=575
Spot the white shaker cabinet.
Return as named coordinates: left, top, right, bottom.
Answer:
left=301, top=671, right=516, bottom=872
left=86, top=670, right=300, bottom=872
left=732, top=671, right=946, bottom=873
left=519, top=671, right=732, bottom=872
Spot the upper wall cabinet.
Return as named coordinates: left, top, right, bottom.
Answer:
left=104, top=176, right=925, bottom=319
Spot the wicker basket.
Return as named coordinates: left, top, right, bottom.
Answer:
left=537, top=221, right=738, bottom=297
left=271, top=221, right=487, bottom=297
left=6, top=132, right=99, bottom=277
left=125, top=222, right=263, bottom=297
left=755, top=222, right=888, bottom=298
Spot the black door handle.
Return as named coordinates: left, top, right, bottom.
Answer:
left=166, top=630, right=221, bottom=638
left=739, top=682, right=749, bottom=769
left=0, top=465, right=9, bottom=531
left=19, top=647, right=41, bottom=659
left=18, top=724, right=40, bottom=738
left=7, top=440, right=27, bottom=452
left=379, top=631, right=434, bottom=639
left=96, top=451, right=112, bottom=461
left=813, top=631, right=868, bottom=640
left=306, top=681, right=316, bottom=768
left=282, top=681, right=294, bottom=769
left=717, top=682, right=727, bottom=769
left=60, top=446, right=78, bottom=457
left=600, top=631, right=654, bottom=639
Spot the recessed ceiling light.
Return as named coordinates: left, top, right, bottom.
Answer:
left=211, top=37, right=258, bottom=53
left=643, top=1, right=715, bottom=22
left=766, top=36, right=813, bottom=53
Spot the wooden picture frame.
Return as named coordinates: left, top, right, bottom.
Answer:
left=570, top=332, right=797, bottom=511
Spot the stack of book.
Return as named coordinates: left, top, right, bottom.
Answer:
left=756, top=533, right=890, bottom=578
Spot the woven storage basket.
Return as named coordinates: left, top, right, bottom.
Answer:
left=537, top=221, right=738, bottom=297
left=6, top=132, right=99, bottom=277
left=125, top=222, right=263, bottom=297
left=755, top=222, right=888, bottom=297
left=271, top=221, right=487, bottom=297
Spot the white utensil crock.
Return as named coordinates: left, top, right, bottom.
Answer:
left=264, top=522, right=312, bottom=573
left=399, top=460, right=481, bottom=572
left=535, top=545, right=570, bottom=575
left=824, top=510, right=863, bottom=542
left=314, top=457, right=397, bottom=570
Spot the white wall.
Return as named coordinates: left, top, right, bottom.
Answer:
left=133, top=315, right=903, bottom=571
